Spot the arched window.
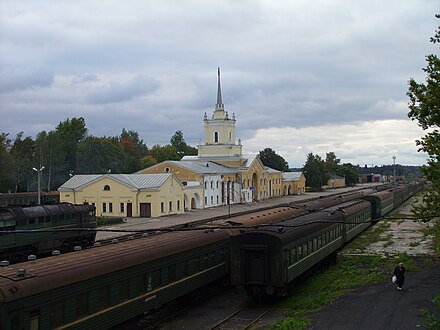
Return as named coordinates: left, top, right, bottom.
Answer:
left=103, top=185, right=111, bottom=191
left=214, top=132, right=219, bottom=143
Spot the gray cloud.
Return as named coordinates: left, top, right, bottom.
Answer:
left=0, top=66, right=54, bottom=93
left=86, top=75, right=160, bottom=104
left=0, top=0, right=437, bottom=166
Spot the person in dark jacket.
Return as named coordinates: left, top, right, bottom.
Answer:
left=394, top=262, right=406, bottom=290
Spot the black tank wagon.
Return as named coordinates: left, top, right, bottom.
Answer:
left=0, top=203, right=96, bottom=262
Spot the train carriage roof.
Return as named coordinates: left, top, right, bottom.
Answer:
left=233, top=210, right=344, bottom=245
left=0, top=229, right=229, bottom=303
left=293, top=192, right=364, bottom=211
left=363, top=190, right=393, bottom=201
left=210, top=206, right=308, bottom=234
left=233, top=199, right=371, bottom=246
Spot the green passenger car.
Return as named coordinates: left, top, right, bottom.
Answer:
left=0, top=229, right=230, bottom=330
left=231, top=200, right=372, bottom=297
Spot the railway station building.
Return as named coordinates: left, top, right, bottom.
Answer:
left=59, top=69, right=305, bottom=217
left=139, top=68, right=305, bottom=209
left=58, top=173, right=185, bottom=218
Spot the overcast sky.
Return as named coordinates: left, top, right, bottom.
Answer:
left=0, top=1, right=438, bottom=168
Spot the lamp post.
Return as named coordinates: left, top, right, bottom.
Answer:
left=32, top=166, right=45, bottom=205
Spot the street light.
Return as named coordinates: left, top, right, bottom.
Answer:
left=32, top=166, right=45, bottom=205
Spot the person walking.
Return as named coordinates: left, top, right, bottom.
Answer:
left=394, top=262, right=406, bottom=290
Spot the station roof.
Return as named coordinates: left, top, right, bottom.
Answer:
left=282, top=172, right=303, bottom=181
left=58, top=173, right=176, bottom=191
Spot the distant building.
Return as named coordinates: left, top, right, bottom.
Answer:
left=282, top=172, right=306, bottom=195
left=359, top=174, right=382, bottom=184
left=323, top=175, right=346, bottom=189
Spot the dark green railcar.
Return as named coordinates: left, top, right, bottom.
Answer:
left=0, top=229, right=230, bottom=330
left=231, top=200, right=372, bottom=296
left=362, top=190, right=394, bottom=219
left=0, top=203, right=96, bottom=262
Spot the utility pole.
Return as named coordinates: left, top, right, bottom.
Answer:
left=33, top=166, right=45, bottom=204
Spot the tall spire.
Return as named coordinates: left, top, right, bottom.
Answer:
left=215, top=67, right=224, bottom=111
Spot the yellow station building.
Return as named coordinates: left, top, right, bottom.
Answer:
left=59, top=173, right=185, bottom=218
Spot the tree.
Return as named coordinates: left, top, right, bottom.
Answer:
left=10, top=132, right=36, bottom=192
left=77, top=137, right=124, bottom=174
left=407, top=16, right=440, bottom=221
left=339, top=163, right=359, bottom=187
left=259, top=148, right=289, bottom=172
left=0, top=133, right=14, bottom=192
left=117, top=129, right=149, bottom=173
left=170, top=130, right=197, bottom=158
left=149, top=144, right=180, bottom=163
left=52, top=117, right=88, bottom=187
left=302, top=153, right=329, bottom=191
left=324, top=152, right=340, bottom=174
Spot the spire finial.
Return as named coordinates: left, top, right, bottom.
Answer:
left=216, top=67, right=223, bottom=108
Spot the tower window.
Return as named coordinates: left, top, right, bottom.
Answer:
left=214, top=132, right=219, bottom=143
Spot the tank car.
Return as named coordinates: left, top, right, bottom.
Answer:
left=0, top=203, right=96, bottom=262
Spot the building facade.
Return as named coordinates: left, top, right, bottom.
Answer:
left=59, top=173, right=185, bottom=218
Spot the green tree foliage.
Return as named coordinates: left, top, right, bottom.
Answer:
left=118, top=128, right=149, bottom=173
left=170, top=130, right=197, bottom=157
left=339, top=163, right=359, bottom=187
left=149, top=144, right=180, bottom=163
left=0, top=118, right=197, bottom=192
left=407, top=16, right=440, bottom=221
left=77, top=137, right=124, bottom=174
left=302, top=153, right=329, bottom=191
left=324, top=152, right=341, bottom=174
left=51, top=117, right=88, bottom=187
left=10, top=132, right=36, bottom=192
left=0, top=133, right=14, bottom=192
left=259, top=147, right=289, bottom=171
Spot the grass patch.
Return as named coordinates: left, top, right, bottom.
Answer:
left=346, top=221, right=390, bottom=251
left=97, top=216, right=124, bottom=227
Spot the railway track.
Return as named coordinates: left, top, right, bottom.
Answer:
left=207, top=303, right=273, bottom=330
